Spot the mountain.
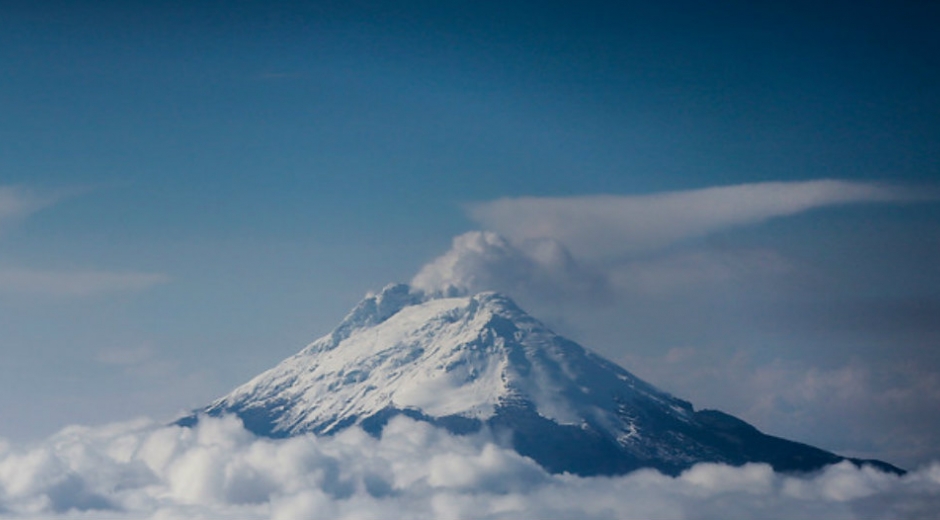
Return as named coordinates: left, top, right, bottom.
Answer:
left=179, top=284, right=902, bottom=476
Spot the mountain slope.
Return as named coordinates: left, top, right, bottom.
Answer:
left=181, top=284, right=902, bottom=476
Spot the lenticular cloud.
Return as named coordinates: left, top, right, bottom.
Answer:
left=0, top=417, right=937, bottom=519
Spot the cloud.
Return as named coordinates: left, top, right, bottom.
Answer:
left=0, top=185, right=171, bottom=298
left=410, top=231, right=792, bottom=304
left=0, top=415, right=937, bottom=519
left=418, top=180, right=932, bottom=301
left=606, top=247, right=793, bottom=296
left=0, top=186, right=59, bottom=229
left=0, top=269, right=170, bottom=297
left=467, top=180, right=933, bottom=260
left=411, top=231, right=607, bottom=300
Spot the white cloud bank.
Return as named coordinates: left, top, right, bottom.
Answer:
left=0, top=416, right=936, bottom=519
left=467, top=180, right=932, bottom=260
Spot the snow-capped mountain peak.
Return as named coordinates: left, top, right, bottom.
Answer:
left=185, top=284, right=902, bottom=476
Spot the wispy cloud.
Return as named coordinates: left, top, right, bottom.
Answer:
left=467, top=180, right=934, bottom=260
left=412, top=231, right=797, bottom=303
left=0, top=185, right=60, bottom=228
left=0, top=269, right=170, bottom=297
left=413, top=179, right=936, bottom=303
left=607, top=247, right=793, bottom=296
left=0, top=184, right=171, bottom=298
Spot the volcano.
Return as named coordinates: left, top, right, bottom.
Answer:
left=179, top=284, right=901, bottom=476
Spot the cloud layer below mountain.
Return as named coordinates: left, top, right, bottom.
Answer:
left=0, top=415, right=937, bottom=519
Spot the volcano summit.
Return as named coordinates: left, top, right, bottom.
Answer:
left=180, top=284, right=901, bottom=476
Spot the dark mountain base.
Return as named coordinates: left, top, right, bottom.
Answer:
left=690, top=410, right=905, bottom=475
left=178, top=404, right=904, bottom=477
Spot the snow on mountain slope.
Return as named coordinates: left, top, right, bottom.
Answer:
left=203, top=284, right=686, bottom=435
left=186, top=283, right=903, bottom=477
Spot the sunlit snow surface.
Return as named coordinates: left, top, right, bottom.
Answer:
left=209, top=285, right=688, bottom=439
left=225, top=295, right=512, bottom=427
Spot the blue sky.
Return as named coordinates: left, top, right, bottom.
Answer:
left=1, top=0, right=939, bottom=469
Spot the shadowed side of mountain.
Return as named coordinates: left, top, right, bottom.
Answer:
left=691, top=410, right=905, bottom=475
left=175, top=284, right=905, bottom=477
